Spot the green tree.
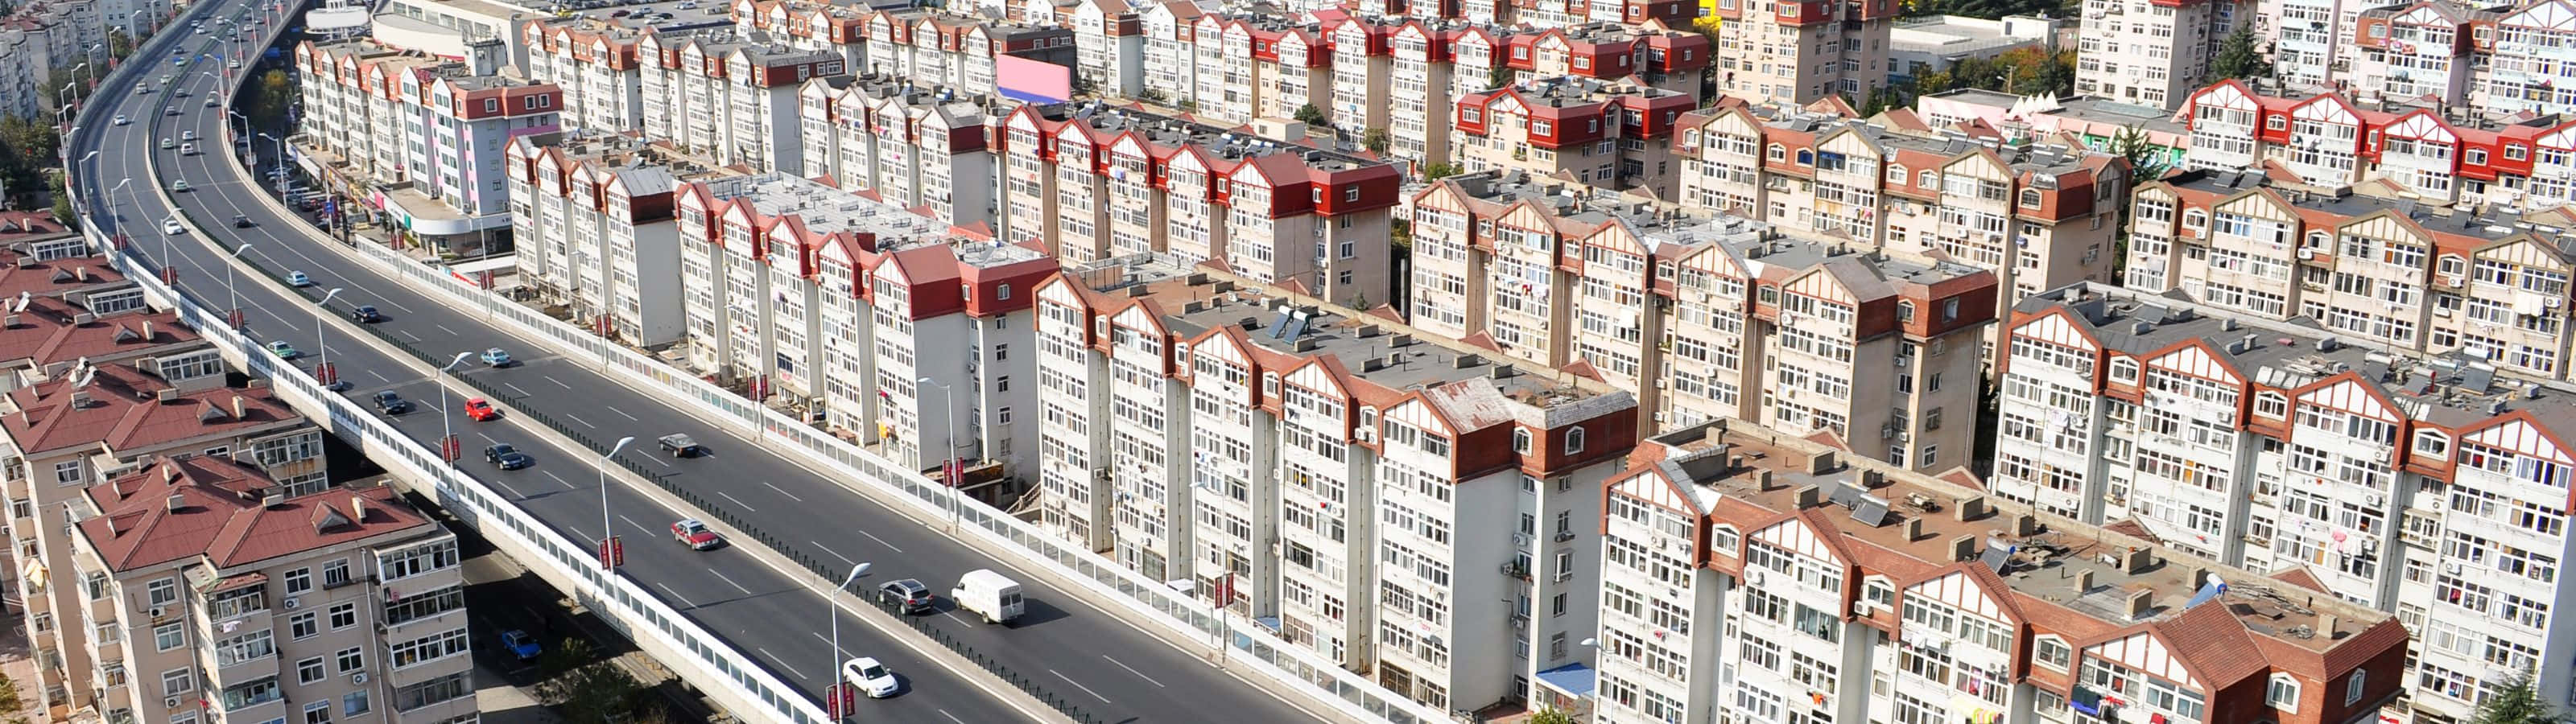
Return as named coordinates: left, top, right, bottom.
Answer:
left=244, top=69, right=295, bottom=125
left=47, top=172, right=75, bottom=229
left=2475, top=674, right=2559, bottom=724
left=106, top=30, right=133, bottom=60
left=537, top=636, right=598, bottom=680
left=2108, top=125, right=2167, bottom=179
left=1488, top=64, right=1515, bottom=91
left=2208, top=27, right=2268, bottom=81
left=537, top=660, right=644, bottom=722
left=1292, top=102, right=1327, bottom=129
left=1138, top=88, right=1168, bottom=105
left=1422, top=162, right=1463, bottom=180
left=1529, top=708, right=1578, bottom=724
left=1361, top=127, right=1389, bottom=154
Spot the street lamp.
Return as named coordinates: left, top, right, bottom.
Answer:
left=255, top=133, right=287, bottom=195
left=598, top=435, right=635, bottom=571
left=824, top=562, right=873, bottom=721
left=225, top=245, right=254, bottom=329
left=314, top=288, right=344, bottom=389
left=1577, top=637, right=1604, bottom=723
left=915, top=376, right=959, bottom=528
left=432, top=351, right=474, bottom=467
left=225, top=108, right=249, bottom=142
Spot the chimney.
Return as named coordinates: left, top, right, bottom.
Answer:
left=247, top=379, right=269, bottom=390
left=1903, top=517, right=1925, bottom=541
left=1794, top=484, right=1823, bottom=508
left=155, top=388, right=176, bottom=403
left=2, top=315, right=15, bottom=327
left=1753, top=469, right=1775, bottom=490
left=2013, top=513, right=2038, bottom=537
left=2318, top=612, right=2339, bottom=639
left=68, top=389, right=91, bottom=409
left=350, top=497, right=366, bottom=522
left=1806, top=450, right=1836, bottom=474
left=164, top=494, right=185, bottom=512
left=1860, top=469, right=1885, bottom=488
left=162, top=464, right=179, bottom=483
left=2125, top=588, right=2154, bottom=619
left=260, top=493, right=286, bottom=509
left=1949, top=535, right=1977, bottom=562
left=142, top=321, right=153, bottom=339
left=2074, top=569, right=2094, bottom=592
left=1953, top=496, right=1986, bottom=521
left=231, top=396, right=246, bottom=420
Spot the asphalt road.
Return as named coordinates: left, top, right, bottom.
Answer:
left=68, top=3, right=1323, bottom=723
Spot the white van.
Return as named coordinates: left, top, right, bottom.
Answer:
left=951, top=569, right=1024, bottom=624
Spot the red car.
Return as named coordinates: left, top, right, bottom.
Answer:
left=463, top=397, right=499, bottom=422
left=671, top=519, right=721, bottom=550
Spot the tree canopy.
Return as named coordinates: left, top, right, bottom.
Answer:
left=2475, top=674, right=2560, bottom=724
left=2208, top=27, right=2268, bottom=82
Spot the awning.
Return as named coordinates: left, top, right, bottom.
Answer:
left=1533, top=662, right=1595, bottom=697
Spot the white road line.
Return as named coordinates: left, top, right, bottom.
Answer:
left=716, top=492, right=758, bottom=512
left=1048, top=670, right=1112, bottom=704
left=475, top=432, right=498, bottom=445
left=654, top=582, right=700, bottom=609
left=943, top=611, right=969, bottom=625
left=760, top=481, right=805, bottom=502
left=563, top=413, right=593, bottom=428
left=365, top=369, right=389, bottom=382
left=544, top=375, right=572, bottom=389
left=1101, top=655, right=1166, bottom=688
left=398, top=330, right=419, bottom=342
left=618, top=515, right=656, bottom=535
left=858, top=530, right=904, bottom=553
left=646, top=454, right=672, bottom=467
left=372, top=296, right=415, bottom=314
left=811, top=541, right=854, bottom=565
left=491, top=479, right=528, bottom=499
left=605, top=405, right=639, bottom=422
left=938, top=710, right=964, bottom=724
left=758, top=649, right=806, bottom=680
left=504, top=382, right=531, bottom=397
left=543, top=471, right=573, bottom=489
left=436, top=323, right=459, bottom=336
left=707, top=569, right=755, bottom=595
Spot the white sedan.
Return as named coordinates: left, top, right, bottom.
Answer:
left=840, top=657, right=898, bottom=698
left=162, top=218, right=185, bottom=236
left=112, top=113, right=129, bottom=125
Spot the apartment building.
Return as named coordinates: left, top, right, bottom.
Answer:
left=1708, top=0, right=1897, bottom=105
left=293, top=39, right=564, bottom=240
left=1327, top=16, right=1396, bottom=135
left=505, top=132, right=742, bottom=347
left=2348, top=1, right=2484, bottom=109
left=672, top=173, right=1054, bottom=475
left=1670, top=99, right=2129, bottom=355
left=1137, top=0, right=1207, bottom=105
left=1451, top=76, right=1694, bottom=194
left=1591, top=418, right=2409, bottom=724
left=0, top=215, right=124, bottom=303
left=2260, top=0, right=2367, bottom=93
left=635, top=27, right=847, bottom=176
left=854, top=10, right=1078, bottom=100
left=1033, top=0, right=1145, bottom=97
left=729, top=0, right=870, bottom=66
left=67, top=456, right=475, bottom=724
left=1499, top=21, right=1711, bottom=100
left=1032, top=259, right=1630, bottom=710
left=795, top=72, right=1004, bottom=229
left=2074, top=0, right=2248, bottom=109
left=1406, top=171, right=1997, bottom=470
left=1913, top=90, right=2192, bottom=172
left=995, top=101, right=1402, bottom=308
left=0, top=27, right=43, bottom=121
left=520, top=16, right=652, bottom=132
left=2170, top=80, right=2576, bottom=212
left=2125, top=167, right=2575, bottom=382
left=2479, top=0, right=2576, bottom=117
left=1992, top=281, right=2576, bottom=722
left=1183, top=14, right=1331, bottom=125
left=2, top=340, right=324, bottom=716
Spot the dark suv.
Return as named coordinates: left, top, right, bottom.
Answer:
left=371, top=390, right=412, bottom=414
left=878, top=578, right=935, bottom=615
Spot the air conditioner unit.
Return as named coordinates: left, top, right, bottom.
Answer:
left=1514, top=533, right=1532, bottom=546
left=351, top=672, right=369, bottom=685
left=147, top=606, right=167, bottom=619
left=165, top=697, right=181, bottom=709
left=283, top=596, right=300, bottom=610
left=2445, top=562, right=2464, bottom=574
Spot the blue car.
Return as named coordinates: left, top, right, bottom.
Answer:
left=480, top=348, right=513, bottom=367
left=172, top=57, right=187, bottom=66
left=498, top=630, right=541, bottom=660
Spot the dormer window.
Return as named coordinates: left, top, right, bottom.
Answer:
left=1513, top=427, right=1533, bottom=455
left=2267, top=674, right=2301, bottom=712
left=1564, top=427, right=1587, bottom=454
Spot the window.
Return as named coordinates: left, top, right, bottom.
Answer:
left=2268, top=674, right=2301, bottom=712
left=161, top=668, right=194, bottom=696
left=290, top=613, right=317, bottom=640
left=1563, top=427, right=1586, bottom=454
left=997, top=284, right=1012, bottom=300
left=2033, top=636, right=2071, bottom=670
left=303, top=701, right=332, bottom=724
left=155, top=622, right=185, bottom=652
left=322, top=560, right=351, bottom=588
left=329, top=602, right=357, bottom=629
left=336, top=648, right=364, bottom=673
left=2345, top=668, right=2367, bottom=705
left=298, top=657, right=326, bottom=684
left=283, top=569, right=312, bottom=594
left=147, top=578, right=180, bottom=607
left=1513, top=428, right=1533, bottom=455
left=343, top=690, right=370, bottom=717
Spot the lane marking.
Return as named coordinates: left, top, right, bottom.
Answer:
left=372, top=296, right=415, bottom=314
left=543, top=471, right=573, bottom=490
left=646, top=454, right=672, bottom=467
left=758, top=649, right=805, bottom=680
left=708, top=568, right=755, bottom=595
left=366, top=369, right=389, bottom=382
left=858, top=530, right=904, bottom=553
left=1048, top=670, right=1112, bottom=704
left=1102, top=655, right=1166, bottom=688
left=605, top=405, right=639, bottom=422
left=563, top=413, right=593, bottom=428
left=760, top=481, right=805, bottom=502
left=618, top=515, right=656, bottom=536
left=544, top=375, right=572, bottom=389
left=943, top=611, right=969, bottom=625
left=491, top=479, right=528, bottom=499
left=398, top=331, right=420, bottom=342
left=504, top=382, right=532, bottom=397
left=939, top=710, right=964, bottom=724
left=811, top=541, right=854, bottom=565
left=654, top=582, right=700, bottom=609
left=436, top=323, right=460, bottom=336
left=716, top=492, right=758, bottom=512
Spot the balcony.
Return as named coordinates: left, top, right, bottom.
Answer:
left=1501, top=559, right=1532, bottom=581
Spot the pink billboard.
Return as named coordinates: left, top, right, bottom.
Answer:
left=995, top=56, right=1073, bottom=105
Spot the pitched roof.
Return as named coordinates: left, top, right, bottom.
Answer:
left=78, top=456, right=435, bottom=571
left=0, top=297, right=199, bottom=369
left=3, top=368, right=298, bottom=455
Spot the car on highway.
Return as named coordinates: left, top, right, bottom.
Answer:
left=349, top=304, right=382, bottom=323
left=657, top=434, right=704, bottom=457
left=463, top=397, right=498, bottom=422
left=168, top=179, right=189, bottom=192
left=670, top=519, right=721, bottom=549
left=371, top=390, right=412, bottom=414
left=877, top=578, right=935, bottom=614
left=204, top=97, right=217, bottom=108
left=112, top=114, right=128, bottom=125
left=162, top=219, right=185, bottom=236
left=179, top=142, right=195, bottom=156
left=499, top=630, right=542, bottom=661
left=233, top=214, right=253, bottom=228
left=287, top=271, right=311, bottom=287
left=171, top=56, right=188, bottom=65
left=840, top=657, right=899, bottom=698
left=164, top=106, right=181, bottom=116
left=484, top=443, right=532, bottom=470
left=479, top=348, right=514, bottom=367
left=266, top=340, right=299, bottom=359
left=227, top=59, right=240, bottom=69
left=159, top=138, right=174, bottom=150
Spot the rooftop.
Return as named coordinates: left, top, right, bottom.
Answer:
left=0, top=296, right=200, bottom=370
left=2, top=364, right=301, bottom=457
left=0, top=246, right=124, bottom=301
left=78, top=456, right=435, bottom=572
left=1889, top=14, right=2054, bottom=57
left=1034, top=101, right=1387, bottom=173
left=1637, top=421, right=2406, bottom=677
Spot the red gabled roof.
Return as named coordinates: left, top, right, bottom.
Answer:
left=78, top=455, right=436, bottom=571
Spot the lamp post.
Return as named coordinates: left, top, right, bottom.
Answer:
left=255, top=133, right=287, bottom=195
left=433, top=352, right=474, bottom=467
left=109, top=179, right=132, bottom=232
left=915, top=376, right=958, bottom=528
left=598, top=435, right=635, bottom=570
left=225, top=108, right=248, bottom=143
left=1577, top=637, right=1604, bottom=724
left=314, top=288, right=343, bottom=389
left=225, top=245, right=253, bottom=329
left=824, top=562, right=873, bottom=720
